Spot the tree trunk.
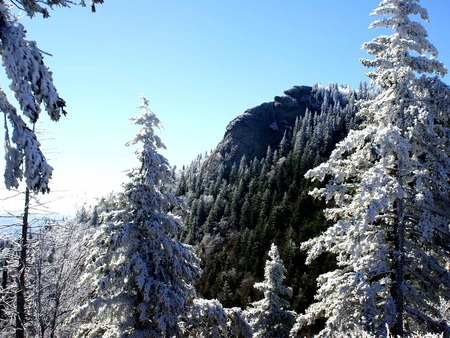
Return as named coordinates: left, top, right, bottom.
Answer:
left=1, top=259, right=7, bottom=290
left=16, top=188, right=30, bottom=338
left=391, top=112, right=406, bottom=337
left=0, top=259, right=7, bottom=319
left=391, top=198, right=405, bottom=337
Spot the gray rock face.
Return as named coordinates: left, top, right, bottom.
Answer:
left=203, top=86, right=321, bottom=176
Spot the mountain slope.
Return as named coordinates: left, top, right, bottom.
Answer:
left=175, top=83, right=370, bottom=320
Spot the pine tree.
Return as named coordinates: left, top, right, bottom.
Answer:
left=2, top=0, right=104, bottom=193
left=73, top=97, right=201, bottom=337
left=244, top=243, right=296, bottom=337
left=183, top=298, right=253, bottom=338
left=294, top=1, right=450, bottom=337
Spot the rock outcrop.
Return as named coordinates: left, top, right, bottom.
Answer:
left=202, top=85, right=321, bottom=176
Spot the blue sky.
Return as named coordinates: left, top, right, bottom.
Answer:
left=1, top=0, right=449, bottom=215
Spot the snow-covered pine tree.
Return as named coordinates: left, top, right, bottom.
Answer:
left=182, top=298, right=253, bottom=338
left=244, top=243, right=296, bottom=337
left=1, top=0, right=103, bottom=193
left=73, top=97, right=201, bottom=337
left=293, top=1, right=450, bottom=337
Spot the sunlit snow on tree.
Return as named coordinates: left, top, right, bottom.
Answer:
left=244, top=243, right=296, bottom=337
left=292, top=1, right=450, bottom=337
left=73, top=97, right=201, bottom=337
left=1, top=0, right=106, bottom=193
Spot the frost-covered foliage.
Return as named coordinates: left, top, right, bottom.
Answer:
left=244, top=243, right=296, bottom=337
left=0, top=213, right=92, bottom=337
left=0, top=235, right=16, bottom=336
left=1, top=0, right=103, bottom=192
left=182, top=298, right=253, bottom=337
left=2, top=0, right=104, bottom=18
left=296, top=330, right=447, bottom=338
left=73, top=97, right=201, bottom=337
left=28, top=216, right=93, bottom=337
left=294, top=1, right=450, bottom=337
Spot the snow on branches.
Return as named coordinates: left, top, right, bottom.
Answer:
left=73, top=98, right=201, bottom=337
left=244, top=243, right=296, bottom=337
left=296, top=0, right=450, bottom=337
left=1, top=0, right=103, bottom=192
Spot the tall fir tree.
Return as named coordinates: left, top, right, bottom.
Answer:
left=244, top=243, right=296, bottom=337
left=293, top=1, right=450, bottom=337
left=73, top=97, right=201, bottom=337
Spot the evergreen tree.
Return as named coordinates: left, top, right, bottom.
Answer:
left=244, top=244, right=296, bottom=337
left=1, top=0, right=103, bottom=193
left=294, top=1, right=450, bottom=336
left=183, top=298, right=252, bottom=338
left=73, top=97, right=201, bottom=337
left=204, top=182, right=227, bottom=234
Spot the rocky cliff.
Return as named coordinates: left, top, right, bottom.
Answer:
left=202, top=85, right=322, bottom=175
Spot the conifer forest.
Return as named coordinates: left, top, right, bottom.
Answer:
left=0, top=0, right=449, bottom=337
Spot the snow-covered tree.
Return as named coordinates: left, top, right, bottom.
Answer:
left=182, top=298, right=253, bottom=338
left=0, top=235, right=16, bottom=336
left=1, top=3, right=103, bottom=336
left=73, top=97, right=201, bottom=337
left=244, top=243, right=296, bottom=337
left=293, top=1, right=450, bottom=337
left=28, top=216, right=94, bottom=338
left=1, top=0, right=103, bottom=193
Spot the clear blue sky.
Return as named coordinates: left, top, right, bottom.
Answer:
left=1, top=0, right=449, bottom=215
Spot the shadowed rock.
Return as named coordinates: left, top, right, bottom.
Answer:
left=202, top=86, right=321, bottom=176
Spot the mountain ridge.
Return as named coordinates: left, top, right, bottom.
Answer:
left=202, top=85, right=323, bottom=176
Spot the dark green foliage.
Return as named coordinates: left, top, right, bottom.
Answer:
left=174, top=84, right=370, bottom=314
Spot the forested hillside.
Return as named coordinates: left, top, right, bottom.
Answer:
left=1, top=0, right=449, bottom=336
left=174, top=83, right=372, bottom=314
